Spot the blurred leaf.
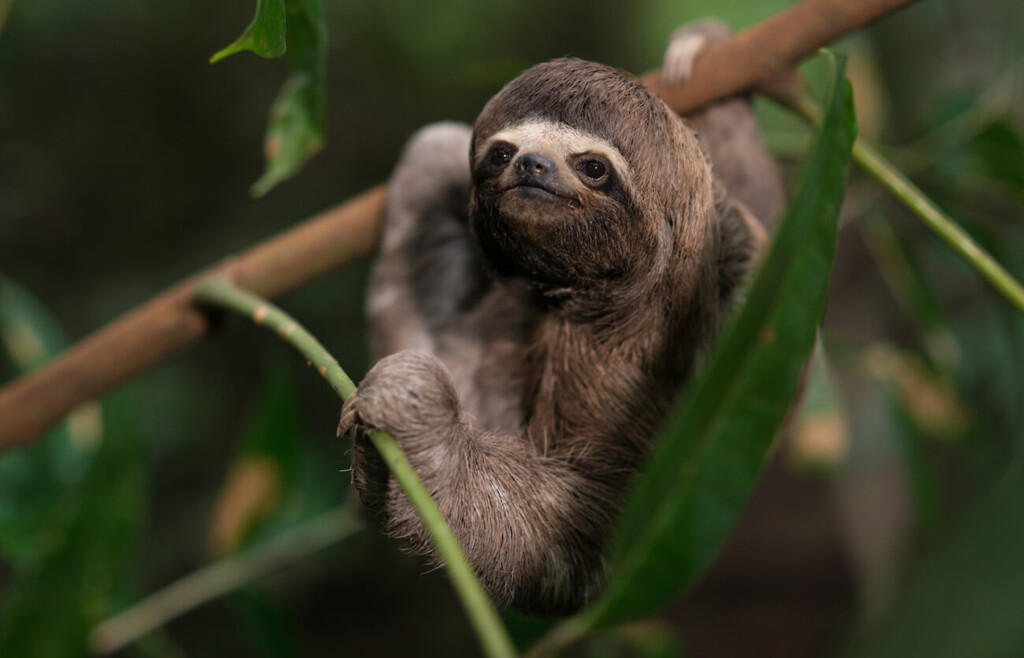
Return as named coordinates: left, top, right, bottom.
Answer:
left=971, top=120, right=1024, bottom=200
left=859, top=212, right=960, bottom=370
left=789, top=341, right=849, bottom=470
left=503, top=610, right=556, bottom=653
left=861, top=343, right=946, bottom=528
left=209, top=456, right=282, bottom=555
left=582, top=53, right=856, bottom=627
left=0, top=274, right=67, bottom=373
left=209, top=366, right=298, bottom=553
left=251, top=0, right=326, bottom=197
left=842, top=469, right=1024, bottom=658
left=209, top=364, right=340, bottom=555
left=210, top=0, right=287, bottom=63
left=229, top=588, right=298, bottom=658
left=0, top=393, right=144, bottom=658
left=586, top=621, right=683, bottom=658
left=863, top=344, right=969, bottom=441
left=0, top=275, right=99, bottom=569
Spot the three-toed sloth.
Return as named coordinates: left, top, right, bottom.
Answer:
left=338, top=23, right=783, bottom=615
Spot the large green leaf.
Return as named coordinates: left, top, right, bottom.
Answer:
left=582, top=54, right=857, bottom=627
left=251, top=0, right=327, bottom=197
left=210, top=0, right=287, bottom=63
left=0, top=275, right=99, bottom=569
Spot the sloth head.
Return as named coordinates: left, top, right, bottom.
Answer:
left=469, top=57, right=742, bottom=301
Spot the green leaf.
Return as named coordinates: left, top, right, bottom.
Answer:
left=210, top=0, right=287, bottom=63
left=0, top=275, right=99, bottom=569
left=0, top=393, right=144, bottom=657
left=582, top=53, right=857, bottom=627
left=251, top=0, right=326, bottom=196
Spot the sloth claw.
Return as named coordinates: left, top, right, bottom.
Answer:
left=661, top=19, right=733, bottom=87
left=662, top=32, right=707, bottom=86
left=337, top=391, right=364, bottom=438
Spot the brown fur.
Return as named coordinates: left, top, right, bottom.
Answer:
left=340, top=45, right=781, bottom=615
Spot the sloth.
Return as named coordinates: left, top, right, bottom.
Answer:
left=338, top=23, right=783, bottom=615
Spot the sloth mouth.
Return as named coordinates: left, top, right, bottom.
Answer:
left=506, top=182, right=567, bottom=200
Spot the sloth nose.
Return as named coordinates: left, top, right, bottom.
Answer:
left=516, top=152, right=554, bottom=176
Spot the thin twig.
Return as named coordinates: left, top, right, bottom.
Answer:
left=91, top=505, right=362, bottom=655
left=0, top=0, right=922, bottom=451
left=191, top=277, right=517, bottom=658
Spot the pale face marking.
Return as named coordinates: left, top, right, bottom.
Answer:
left=476, top=119, right=633, bottom=188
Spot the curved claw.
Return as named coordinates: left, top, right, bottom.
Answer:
left=662, top=32, right=708, bottom=87
left=337, top=391, right=362, bottom=438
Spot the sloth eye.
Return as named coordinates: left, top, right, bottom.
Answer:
left=582, top=159, right=608, bottom=181
left=490, top=146, right=513, bottom=168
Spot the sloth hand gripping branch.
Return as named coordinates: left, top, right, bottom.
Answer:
left=337, top=23, right=783, bottom=616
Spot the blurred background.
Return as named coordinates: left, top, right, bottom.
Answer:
left=1, top=0, right=1023, bottom=656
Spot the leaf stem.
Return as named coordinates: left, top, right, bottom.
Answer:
left=778, top=92, right=1024, bottom=316
left=90, top=506, right=362, bottom=654
left=191, top=277, right=517, bottom=658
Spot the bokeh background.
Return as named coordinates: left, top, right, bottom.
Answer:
left=1, top=0, right=1023, bottom=656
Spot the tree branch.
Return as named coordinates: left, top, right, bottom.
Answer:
left=0, top=0, right=920, bottom=450
left=0, top=185, right=385, bottom=449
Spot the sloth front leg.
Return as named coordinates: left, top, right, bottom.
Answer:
left=339, top=350, right=612, bottom=615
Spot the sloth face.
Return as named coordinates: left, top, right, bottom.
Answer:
left=470, top=118, right=652, bottom=288
left=473, top=119, right=632, bottom=208
left=467, top=58, right=708, bottom=293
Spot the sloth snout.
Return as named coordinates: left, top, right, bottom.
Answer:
left=516, top=152, right=554, bottom=177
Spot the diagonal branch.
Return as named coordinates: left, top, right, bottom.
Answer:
left=0, top=0, right=920, bottom=450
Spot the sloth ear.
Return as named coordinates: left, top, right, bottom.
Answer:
left=715, top=195, right=767, bottom=304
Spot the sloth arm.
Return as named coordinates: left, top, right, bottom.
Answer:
left=339, top=350, right=616, bottom=615
left=366, top=122, right=488, bottom=359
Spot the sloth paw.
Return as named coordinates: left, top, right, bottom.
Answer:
left=662, top=19, right=733, bottom=87
left=338, top=350, right=462, bottom=450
